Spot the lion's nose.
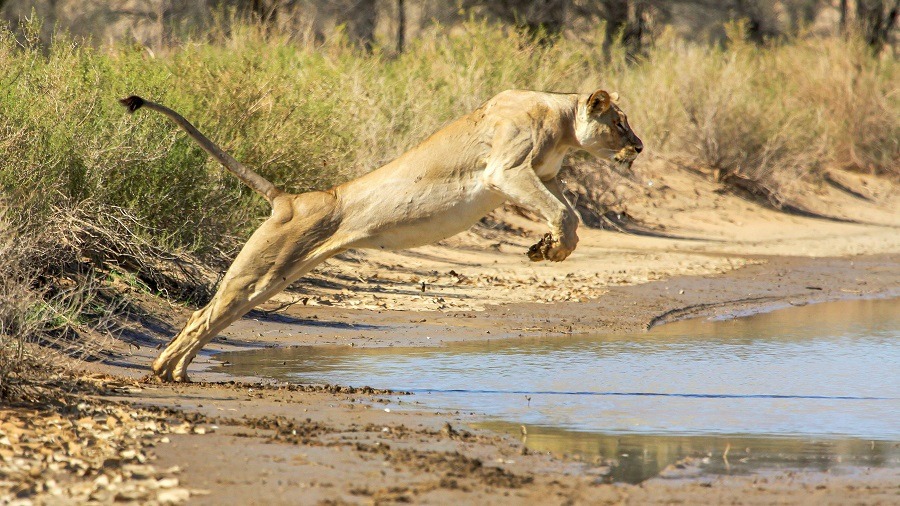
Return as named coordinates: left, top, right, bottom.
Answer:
left=634, top=143, right=643, bottom=153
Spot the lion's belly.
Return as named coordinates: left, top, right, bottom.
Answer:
left=347, top=182, right=506, bottom=251
left=368, top=196, right=505, bottom=249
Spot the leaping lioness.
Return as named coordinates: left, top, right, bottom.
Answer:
left=120, top=89, right=643, bottom=382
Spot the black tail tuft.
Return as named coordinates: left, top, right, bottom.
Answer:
left=119, top=95, right=145, bottom=113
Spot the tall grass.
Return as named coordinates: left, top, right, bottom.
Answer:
left=656, top=23, right=898, bottom=204
left=3, top=20, right=896, bottom=246
left=0, top=18, right=896, bottom=370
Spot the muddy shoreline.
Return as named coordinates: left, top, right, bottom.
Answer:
left=77, top=252, right=899, bottom=505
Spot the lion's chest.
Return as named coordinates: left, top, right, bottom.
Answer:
left=533, top=148, right=567, bottom=180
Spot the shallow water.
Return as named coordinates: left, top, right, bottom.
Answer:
left=216, top=297, right=900, bottom=482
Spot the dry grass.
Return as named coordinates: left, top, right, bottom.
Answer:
left=0, top=204, right=78, bottom=401
left=0, top=199, right=210, bottom=402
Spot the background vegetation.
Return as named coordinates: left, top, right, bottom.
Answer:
left=0, top=4, right=897, bottom=398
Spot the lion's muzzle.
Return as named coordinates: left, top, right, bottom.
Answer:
left=613, top=145, right=640, bottom=170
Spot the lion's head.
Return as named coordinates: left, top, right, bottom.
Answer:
left=574, top=89, right=643, bottom=170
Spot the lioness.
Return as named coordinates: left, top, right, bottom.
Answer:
left=120, top=89, right=642, bottom=382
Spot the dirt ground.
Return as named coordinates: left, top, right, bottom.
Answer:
left=3, top=167, right=899, bottom=504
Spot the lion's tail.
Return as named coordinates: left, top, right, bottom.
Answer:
left=119, top=95, right=282, bottom=205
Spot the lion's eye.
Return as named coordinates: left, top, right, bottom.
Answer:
left=615, top=122, right=626, bottom=134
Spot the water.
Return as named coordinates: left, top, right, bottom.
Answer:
left=216, top=297, right=900, bottom=482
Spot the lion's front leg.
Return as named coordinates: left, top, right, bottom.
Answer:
left=485, top=167, right=578, bottom=262
left=534, top=176, right=579, bottom=261
left=482, top=122, right=578, bottom=262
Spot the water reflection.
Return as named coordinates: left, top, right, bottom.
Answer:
left=216, top=297, right=900, bottom=481
left=477, top=423, right=899, bottom=483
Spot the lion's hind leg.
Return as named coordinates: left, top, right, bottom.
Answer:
left=152, top=193, right=341, bottom=382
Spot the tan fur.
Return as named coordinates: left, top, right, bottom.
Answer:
left=122, top=89, right=642, bottom=382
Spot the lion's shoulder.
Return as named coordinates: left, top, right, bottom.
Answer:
left=481, top=89, right=574, bottom=123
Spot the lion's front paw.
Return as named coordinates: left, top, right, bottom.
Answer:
left=527, top=233, right=553, bottom=262
left=545, top=243, right=573, bottom=262
left=526, top=233, right=574, bottom=262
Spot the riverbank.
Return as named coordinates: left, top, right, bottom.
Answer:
left=80, top=253, right=900, bottom=505
left=3, top=167, right=899, bottom=504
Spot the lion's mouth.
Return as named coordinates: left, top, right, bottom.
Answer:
left=612, top=146, right=638, bottom=170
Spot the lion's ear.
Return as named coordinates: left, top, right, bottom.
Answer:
left=609, top=92, right=620, bottom=104
left=587, top=89, right=612, bottom=114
